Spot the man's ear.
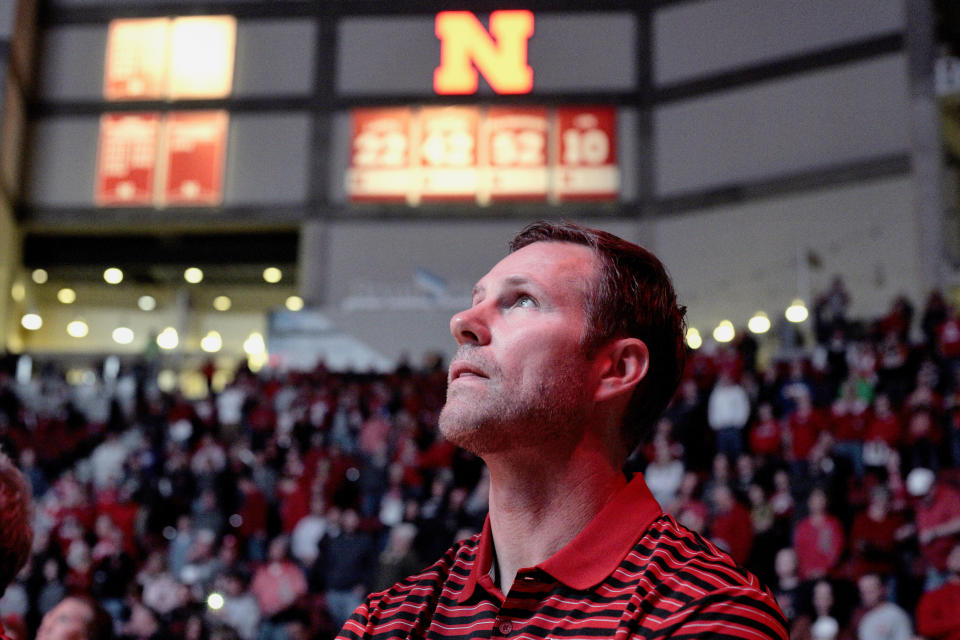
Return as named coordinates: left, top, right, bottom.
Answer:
left=594, top=337, right=649, bottom=403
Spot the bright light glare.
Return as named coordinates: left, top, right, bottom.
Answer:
left=67, top=320, right=89, bottom=338
left=32, top=269, right=48, bottom=284
left=21, top=313, right=43, bottom=331
left=58, top=288, right=77, bottom=304
left=157, top=327, right=179, bottom=350
left=104, top=268, right=124, bottom=284
left=785, top=299, right=809, bottom=323
left=713, top=320, right=735, bottom=343
left=747, top=312, right=771, bottom=334
left=213, top=295, right=231, bottom=311
left=138, top=295, right=157, bottom=311
left=243, top=332, right=265, bottom=356
left=207, top=592, right=225, bottom=611
left=158, top=369, right=178, bottom=393
left=263, top=267, right=282, bottom=284
left=200, top=331, right=222, bottom=353
left=10, top=283, right=25, bottom=302
left=285, top=296, right=304, bottom=311
left=184, top=267, right=204, bottom=284
left=112, top=326, right=135, bottom=344
left=685, top=328, right=702, bottom=350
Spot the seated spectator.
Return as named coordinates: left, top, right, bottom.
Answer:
left=771, top=548, right=804, bottom=627
left=208, top=571, right=260, bottom=640
left=908, top=467, right=960, bottom=590
left=905, top=409, right=943, bottom=472
left=794, top=488, right=845, bottom=581
left=290, top=494, right=328, bottom=568
left=748, top=402, right=784, bottom=464
left=784, top=392, right=827, bottom=477
left=36, top=596, right=114, bottom=640
left=372, top=523, right=422, bottom=593
left=916, top=543, right=960, bottom=640
left=863, top=394, right=902, bottom=471
left=707, top=370, right=751, bottom=461
left=830, top=380, right=869, bottom=478
left=317, top=508, right=375, bottom=628
left=250, top=535, right=307, bottom=634
left=847, top=485, right=908, bottom=582
left=707, top=484, right=753, bottom=566
left=853, top=573, right=911, bottom=640
left=643, top=435, right=685, bottom=510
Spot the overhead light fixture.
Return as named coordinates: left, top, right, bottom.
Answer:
left=184, top=267, right=204, bottom=284
left=157, top=327, right=179, bottom=350
left=67, top=320, right=89, bottom=338
left=785, top=299, right=809, bottom=323
left=263, top=267, right=282, bottom=284
left=31, top=269, right=48, bottom=284
left=103, top=268, right=123, bottom=284
left=21, top=313, right=43, bottom=331
left=213, top=295, right=231, bottom=311
left=713, top=320, right=735, bottom=343
left=285, top=295, right=304, bottom=311
left=57, top=288, right=77, bottom=304
left=243, top=332, right=265, bottom=356
left=747, top=311, right=771, bottom=334
left=138, top=295, right=157, bottom=311
left=200, top=330, right=222, bottom=353
left=112, top=326, right=135, bottom=344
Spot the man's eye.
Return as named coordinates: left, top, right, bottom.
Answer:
left=515, top=295, right=536, bottom=308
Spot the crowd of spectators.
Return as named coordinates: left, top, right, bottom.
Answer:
left=1, top=278, right=960, bottom=639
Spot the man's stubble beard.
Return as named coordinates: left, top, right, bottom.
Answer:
left=438, top=361, right=590, bottom=457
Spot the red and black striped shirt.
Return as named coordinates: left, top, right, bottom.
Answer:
left=338, top=475, right=788, bottom=639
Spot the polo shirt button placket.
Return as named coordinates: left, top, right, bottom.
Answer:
left=496, top=618, right=513, bottom=635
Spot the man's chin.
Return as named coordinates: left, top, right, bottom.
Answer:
left=438, top=406, right=500, bottom=456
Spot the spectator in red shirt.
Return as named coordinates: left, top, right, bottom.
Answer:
left=830, top=380, right=869, bottom=478
left=916, top=543, right=960, bottom=640
left=250, top=535, right=308, bottom=626
left=793, top=488, right=845, bottom=581
left=863, top=393, right=902, bottom=470
left=749, top=402, right=783, bottom=462
left=937, top=311, right=960, bottom=362
left=0, top=454, right=33, bottom=640
left=848, top=485, right=908, bottom=580
left=707, top=484, right=753, bottom=565
left=908, top=467, right=960, bottom=589
left=785, top=393, right=827, bottom=480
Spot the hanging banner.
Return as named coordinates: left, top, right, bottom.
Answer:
left=485, top=106, right=548, bottom=201
left=347, top=108, right=413, bottom=203
left=167, top=16, right=237, bottom=99
left=555, top=106, right=619, bottom=201
left=418, top=106, right=480, bottom=202
left=163, top=110, right=229, bottom=206
left=95, top=113, right=161, bottom=206
left=104, top=18, right=169, bottom=100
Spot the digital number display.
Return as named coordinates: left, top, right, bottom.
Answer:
left=346, top=106, right=618, bottom=204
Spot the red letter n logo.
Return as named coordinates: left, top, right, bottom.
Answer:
left=434, top=10, right=534, bottom=95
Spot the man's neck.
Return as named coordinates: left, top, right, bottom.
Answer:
left=484, top=444, right=625, bottom=594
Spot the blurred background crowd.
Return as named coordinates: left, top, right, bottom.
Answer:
left=2, top=279, right=960, bottom=640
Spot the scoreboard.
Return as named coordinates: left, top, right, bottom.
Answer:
left=347, top=105, right=618, bottom=205
left=90, top=9, right=633, bottom=211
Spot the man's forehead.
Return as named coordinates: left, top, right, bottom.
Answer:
left=477, top=241, right=599, bottom=288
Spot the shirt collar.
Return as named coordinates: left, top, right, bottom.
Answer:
left=458, top=473, right=662, bottom=602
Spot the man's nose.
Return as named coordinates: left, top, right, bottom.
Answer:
left=450, top=305, right=490, bottom=345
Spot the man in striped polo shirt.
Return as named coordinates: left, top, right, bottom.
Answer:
left=339, top=221, right=788, bottom=639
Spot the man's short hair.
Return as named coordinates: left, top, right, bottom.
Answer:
left=510, top=221, right=687, bottom=451
left=0, top=453, right=32, bottom=591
